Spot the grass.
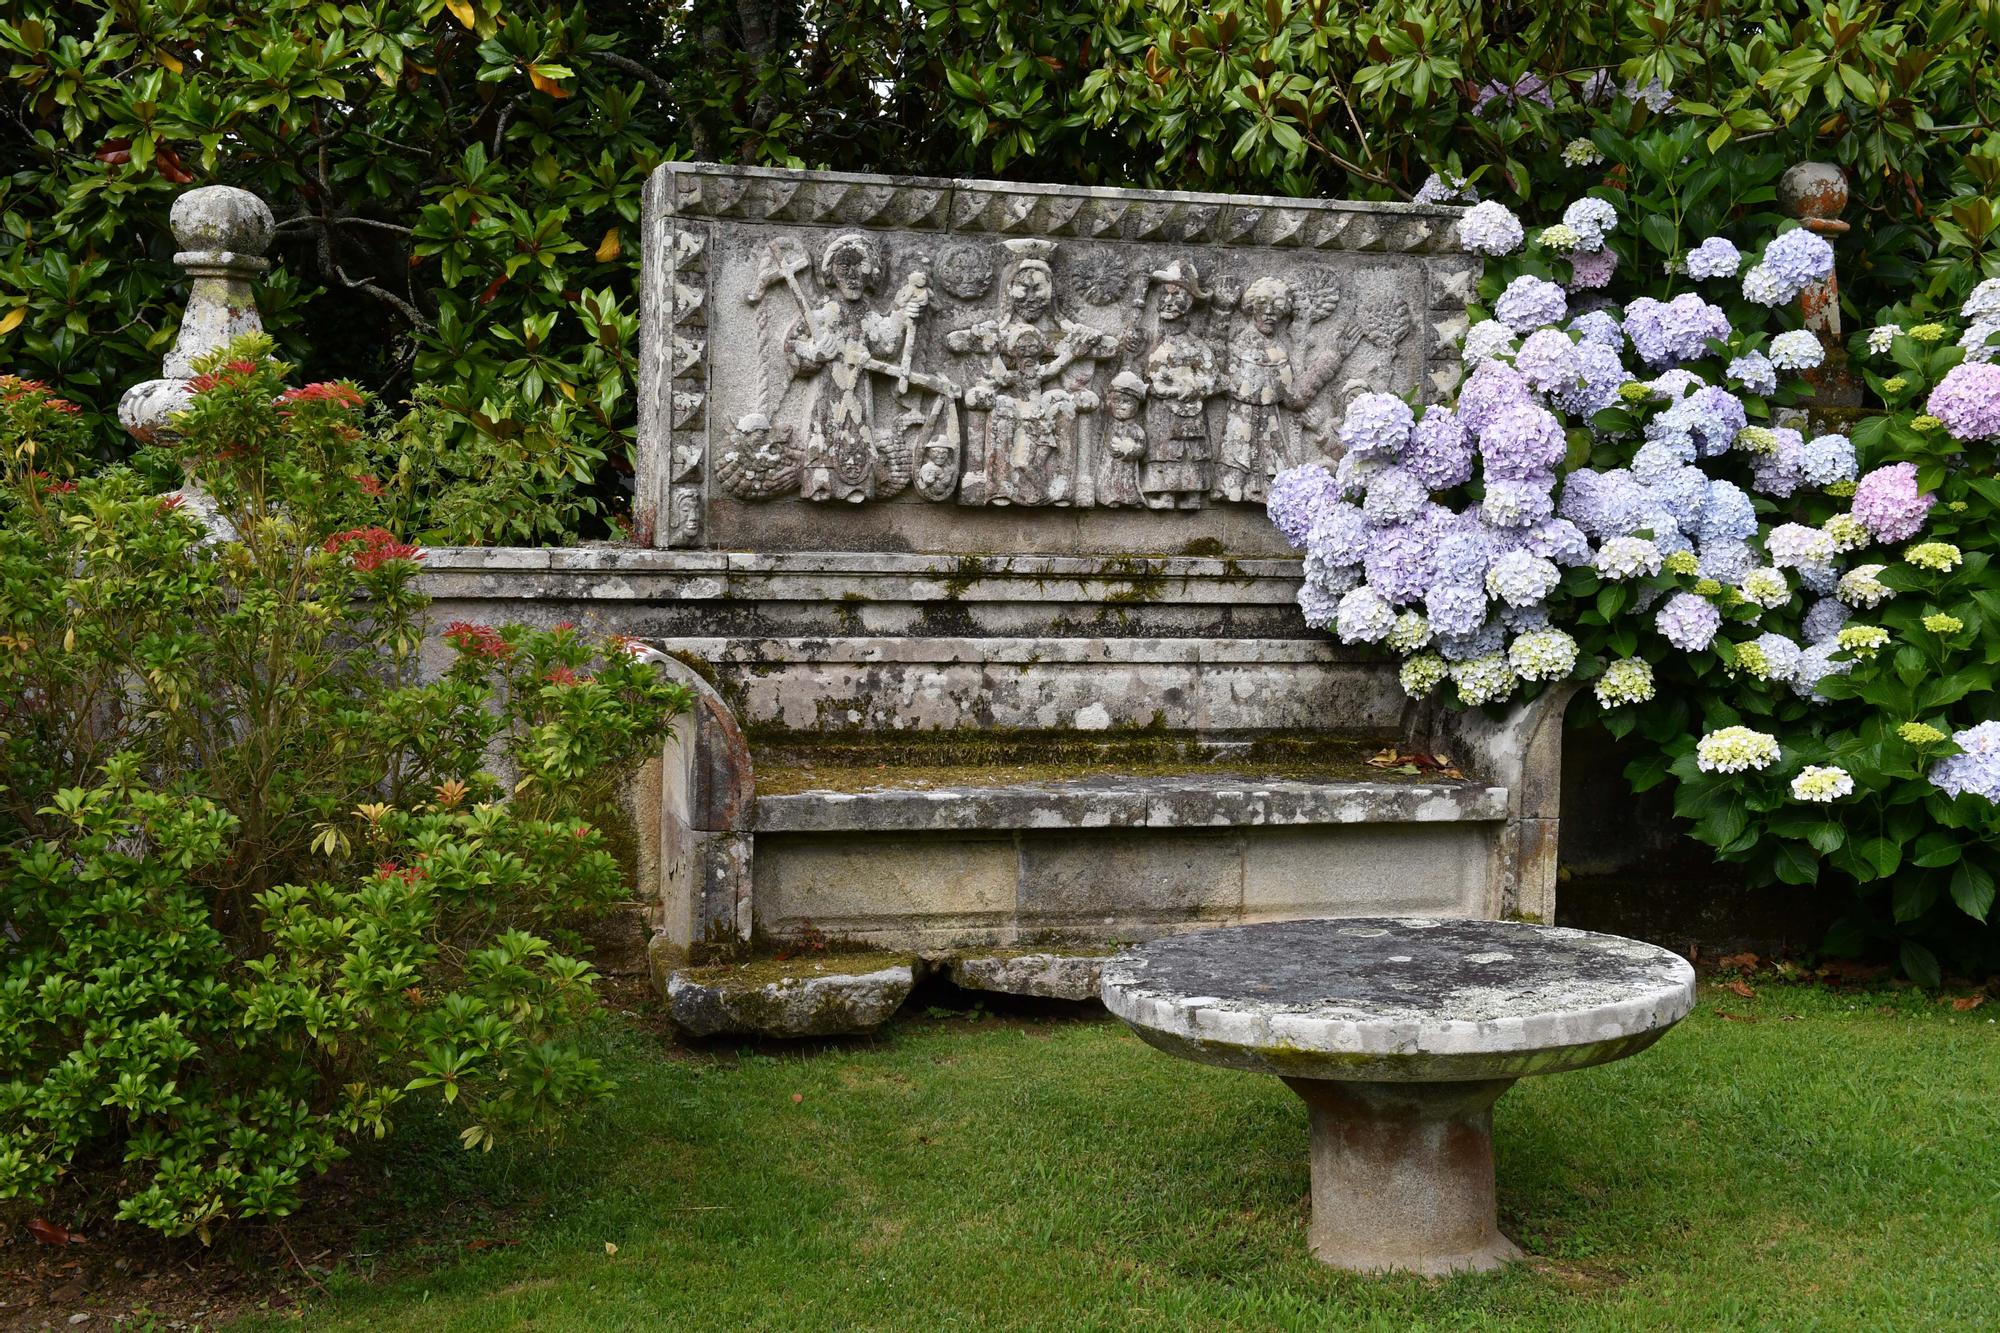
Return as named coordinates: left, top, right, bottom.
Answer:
left=250, top=982, right=2000, bottom=1331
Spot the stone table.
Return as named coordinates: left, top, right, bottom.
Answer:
left=1100, top=917, right=1695, bottom=1276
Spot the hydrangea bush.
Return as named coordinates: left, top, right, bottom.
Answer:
left=1270, top=124, right=2000, bottom=981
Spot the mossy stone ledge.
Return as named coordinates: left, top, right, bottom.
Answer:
left=666, top=953, right=917, bottom=1038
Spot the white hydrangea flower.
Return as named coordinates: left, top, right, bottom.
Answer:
left=1790, top=765, right=1854, bottom=802
left=1538, top=223, right=1582, bottom=252
left=1562, top=138, right=1604, bottom=168
left=1739, top=566, right=1791, bottom=609
left=1768, top=330, right=1825, bottom=371
left=1696, top=725, right=1781, bottom=773
left=1866, top=324, right=1900, bottom=355
left=1457, top=201, right=1525, bottom=256
left=1399, top=653, right=1449, bottom=698
left=1508, top=628, right=1578, bottom=682
left=1335, top=585, right=1398, bottom=644
left=1742, top=265, right=1785, bottom=306
left=1837, top=563, right=1893, bottom=609
left=1450, top=653, right=1519, bottom=706
left=1386, top=610, right=1433, bottom=655
left=1594, top=658, right=1656, bottom=708
left=1461, top=319, right=1518, bottom=366
left=1596, top=536, right=1663, bottom=581
left=1963, top=278, right=2000, bottom=323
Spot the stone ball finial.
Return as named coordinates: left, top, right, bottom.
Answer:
left=1778, top=162, right=1849, bottom=234
left=170, top=185, right=275, bottom=258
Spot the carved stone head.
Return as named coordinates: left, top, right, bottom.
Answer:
left=820, top=232, right=881, bottom=301
left=1241, top=276, right=1295, bottom=335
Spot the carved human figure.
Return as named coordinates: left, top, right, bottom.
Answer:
left=1125, top=259, right=1217, bottom=510
left=963, top=325, right=1101, bottom=506
left=947, top=238, right=1118, bottom=505
left=1215, top=275, right=1299, bottom=503
left=783, top=232, right=928, bottom=503
left=1097, top=371, right=1149, bottom=509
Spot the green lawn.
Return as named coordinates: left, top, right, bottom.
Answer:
left=260, top=983, right=2000, bottom=1331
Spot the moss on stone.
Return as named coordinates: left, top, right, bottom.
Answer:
left=678, top=950, right=915, bottom=988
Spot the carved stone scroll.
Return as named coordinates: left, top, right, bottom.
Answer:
left=638, top=163, right=1474, bottom=556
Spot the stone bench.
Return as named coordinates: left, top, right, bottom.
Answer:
left=423, top=162, right=1573, bottom=1016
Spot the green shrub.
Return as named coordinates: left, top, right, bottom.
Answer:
left=0, top=350, right=690, bottom=1236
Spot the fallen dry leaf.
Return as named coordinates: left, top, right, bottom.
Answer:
left=26, top=1218, right=82, bottom=1246
left=1950, top=994, right=1987, bottom=1012
left=1723, top=979, right=1756, bottom=999
left=1718, top=952, right=1760, bottom=972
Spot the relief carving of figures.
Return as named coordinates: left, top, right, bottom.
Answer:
left=1287, top=285, right=1417, bottom=454
left=736, top=232, right=959, bottom=504
left=946, top=238, right=1119, bottom=506
left=1213, top=275, right=1300, bottom=504
left=1123, top=259, right=1217, bottom=511
left=1097, top=371, right=1150, bottom=508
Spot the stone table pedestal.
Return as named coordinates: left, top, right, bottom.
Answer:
left=1101, top=917, right=1695, bottom=1276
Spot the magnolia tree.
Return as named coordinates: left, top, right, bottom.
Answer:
left=1268, top=185, right=2000, bottom=981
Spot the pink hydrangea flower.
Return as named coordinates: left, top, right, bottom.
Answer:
left=1850, top=462, right=1935, bottom=543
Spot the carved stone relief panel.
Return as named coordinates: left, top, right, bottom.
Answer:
left=638, top=164, right=1476, bottom=555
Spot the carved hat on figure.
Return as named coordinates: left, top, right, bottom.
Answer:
left=1148, top=258, right=1209, bottom=301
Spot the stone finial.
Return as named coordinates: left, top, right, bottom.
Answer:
left=1778, top=162, right=1848, bottom=341
left=119, top=184, right=276, bottom=440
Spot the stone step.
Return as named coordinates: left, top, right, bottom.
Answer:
left=755, top=773, right=1506, bottom=835
left=665, top=953, right=917, bottom=1038
left=946, top=950, right=1112, bottom=1001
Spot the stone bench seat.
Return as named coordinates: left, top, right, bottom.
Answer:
left=753, top=770, right=1508, bottom=835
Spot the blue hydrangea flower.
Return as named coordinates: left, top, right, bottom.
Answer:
left=1802, top=597, right=1850, bottom=644
left=1514, top=328, right=1581, bottom=393
left=1800, top=433, right=1856, bottom=486
left=1362, top=466, right=1430, bottom=526
left=1305, top=502, right=1370, bottom=567
left=1568, top=310, right=1625, bottom=350
left=1561, top=197, right=1619, bottom=250
left=1522, top=518, right=1593, bottom=567
left=1931, top=721, right=2000, bottom=803
left=1551, top=342, right=1631, bottom=418
left=1646, top=465, right=1710, bottom=528
left=1364, top=523, right=1438, bottom=606
left=1727, top=351, right=1777, bottom=397
left=1481, top=477, right=1557, bottom=528
left=1425, top=583, right=1490, bottom=639
left=1684, top=236, right=1742, bottom=280
left=1698, top=479, right=1757, bottom=542
left=1741, top=264, right=1786, bottom=306
left=1427, top=529, right=1494, bottom=589
left=1749, top=428, right=1807, bottom=498
left=1437, top=618, right=1506, bottom=662
left=1762, top=228, right=1836, bottom=295
left=1697, top=537, right=1755, bottom=583
left=1623, top=294, right=1730, bottom=366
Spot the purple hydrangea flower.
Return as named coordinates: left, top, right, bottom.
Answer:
left=1552, top=342, right=1632, bottom=418
left=1684, top=236, right=1742, bottom=279
left=1437, top=619, right=1505, bottom=663
left=1364, top=523, right=1438, bottom=605
left=1800, top=434, right=1856, bottom=487
left=1494, top=275, right=1569, bottom=332
left=1297, top=579, right=1339, bottom=629
left=1413, top=171, right=1479, bottom=205
left=1481, top=476, right=1557, bottom=528
left=1363, top=466, right=1430, bottom=526
left=1568, top=247, right=1619, bottom=291
left=1656, top=592, right=1723, bottom=651
left=1456, top=360, right=1534, bottom=434
left=1473, top=75, right=1553, bottom=116
left=1514, top=328, right=1581, bottom=393
left=1522, top=518, right=1592, bottom=567
left=1632, top=439, right=1694, bottom=484
left=1303, top=551, right=1361, bottom=599
left=1762, top=228, right=1836, bottom=295
left=1749, top=427, right=1807, bottom=498
left=1427, top=529, right=1494, bottom=589
left=1266, top=464, right=1341, bottom=549
left=1559, top=467, right=1647, bottom=538
left=1623, top=294, right=1730, bottom=366
left=1926, top=362, right=2000, bottom=440
left=1646, top=465, right=1710, bottom=528
left=1797, top=561, right=1838, bottom=596
left=1406, top=407, right=1476, bottom=491
left=1339, top=391, right=1417, bottom=458
left=1850, top=462, right=1934, bottom=542
left=1752, top=632, right=1804, bottom=684
left=1479, top=403, right=1567, bottom=479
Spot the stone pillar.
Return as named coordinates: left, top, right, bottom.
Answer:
left=1778, top=161, right=1860, bottom=408
left=1282, top=1076, right=1523, bottom=1276
left=118, top=185, right=276, bottom=442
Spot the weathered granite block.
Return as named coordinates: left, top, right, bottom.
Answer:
left=636, top=163, right=1464, bottom=555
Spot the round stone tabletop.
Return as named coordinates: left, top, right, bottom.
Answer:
left=1101, top=917, right=1696, bottom=1083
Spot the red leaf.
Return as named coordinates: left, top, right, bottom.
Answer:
left=1951, top=994, right=1986, bottom=1012
left=154, top=145, right=193, bottom=184
left=95, top=137, right=132, bottom=164
left=478, top=275, right=508, bottom=305
left=27, top=1218, right=80, bottom=1245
